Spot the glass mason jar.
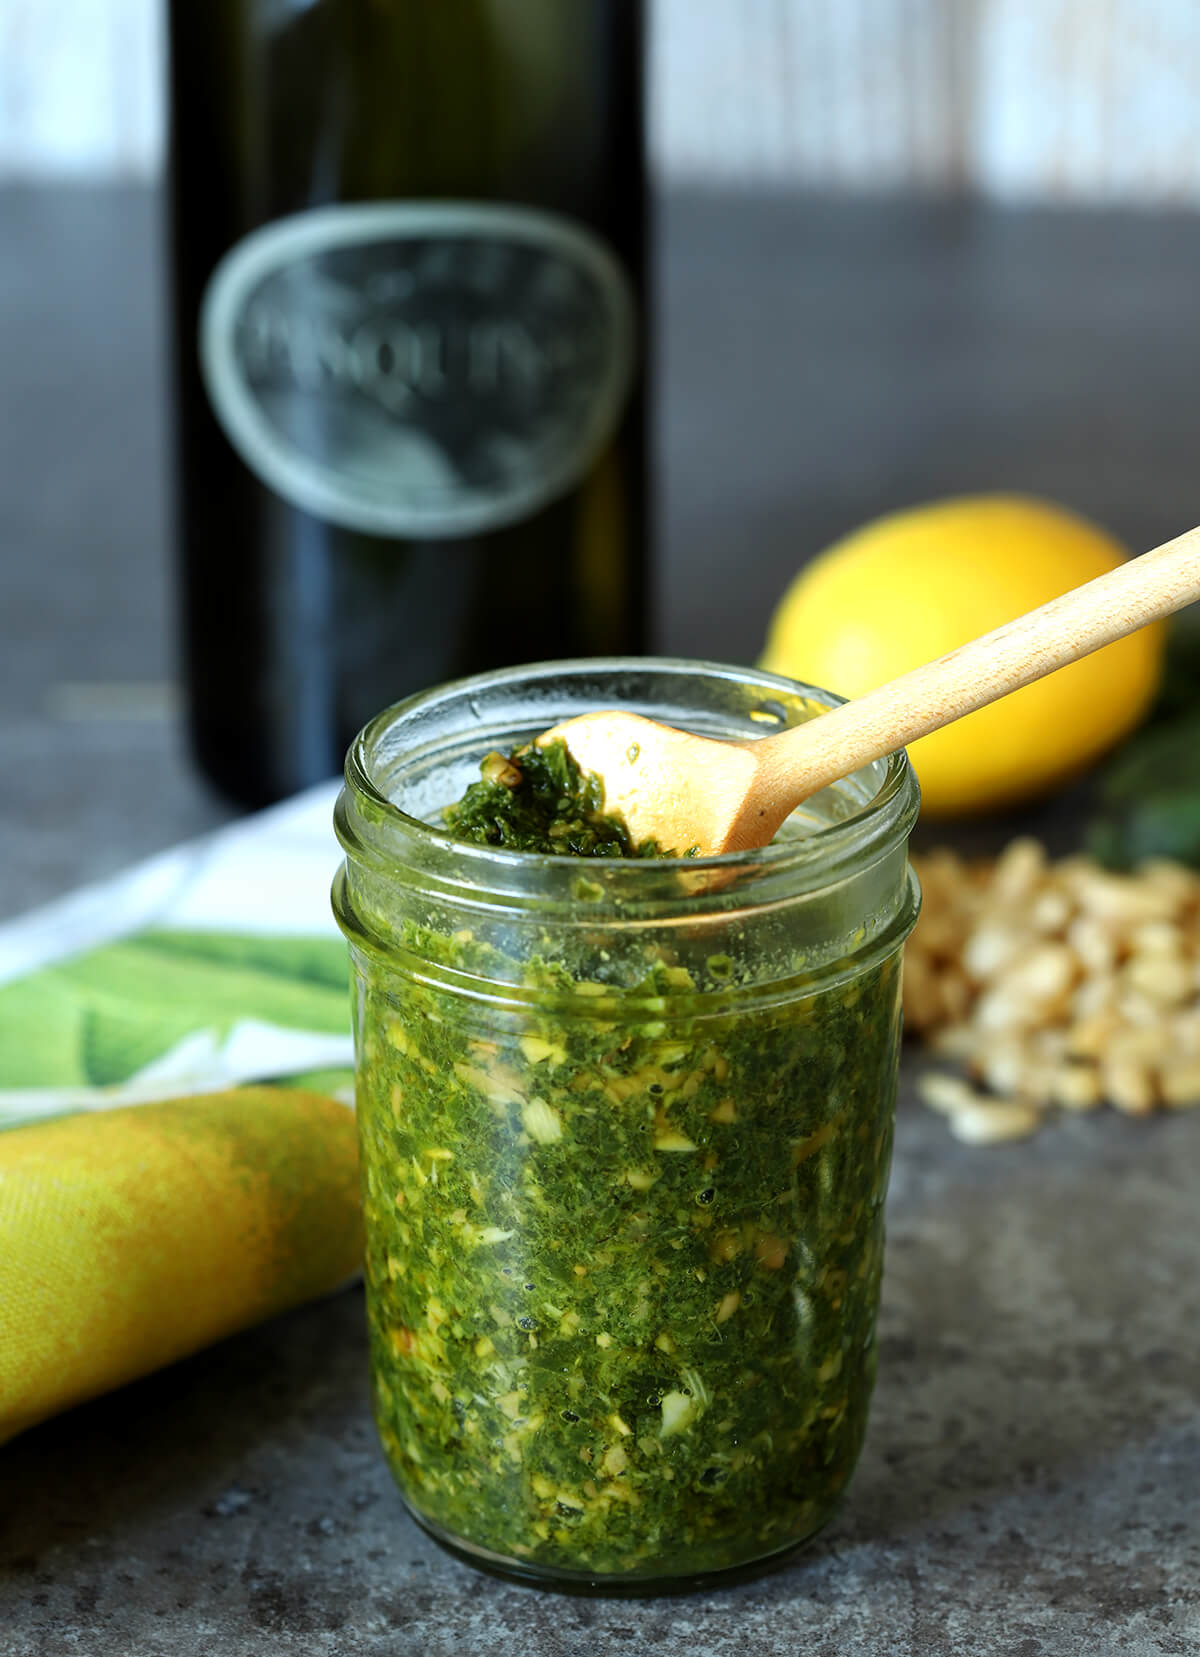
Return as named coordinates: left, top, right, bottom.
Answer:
left=332, top=659, right=920, bottom=1591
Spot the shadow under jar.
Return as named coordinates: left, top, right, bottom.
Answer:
left=332, top=658, right=921, bottom=1592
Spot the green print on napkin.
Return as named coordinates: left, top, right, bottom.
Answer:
left=0, top=928, right=352, bottom=1107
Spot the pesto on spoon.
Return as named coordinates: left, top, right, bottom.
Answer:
left=443, top=740, right=692, bottom=859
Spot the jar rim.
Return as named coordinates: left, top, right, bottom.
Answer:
left=336, top=658, right=920, bottom=915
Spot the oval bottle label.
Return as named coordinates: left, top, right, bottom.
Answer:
left=199, top=202, right=636, bottom=540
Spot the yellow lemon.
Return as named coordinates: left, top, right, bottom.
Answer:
left=760, top=495, right=1165, bottom=815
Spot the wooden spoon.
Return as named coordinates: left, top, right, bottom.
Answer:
left=539, top=524, right=1200, bottom=857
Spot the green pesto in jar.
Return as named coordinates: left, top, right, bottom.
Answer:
left=355, top=748, right=903, bottom=1580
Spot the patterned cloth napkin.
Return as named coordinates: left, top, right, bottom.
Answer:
left=0, top=784, right=363, bottom=1443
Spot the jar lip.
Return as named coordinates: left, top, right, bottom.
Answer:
left=339, top=657, right=920, bottom=901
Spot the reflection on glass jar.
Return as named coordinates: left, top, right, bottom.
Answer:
left=333, top=659, right=920, bottom=1591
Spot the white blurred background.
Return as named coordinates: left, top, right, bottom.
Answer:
left=5, top=0, right=1200, bottom=203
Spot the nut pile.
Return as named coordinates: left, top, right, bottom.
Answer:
left=905, top=838, right=1200, bottom=1143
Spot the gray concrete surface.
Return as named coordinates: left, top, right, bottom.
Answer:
left=2, top=1104, right=1196, bottom=1656
left=1, top=187, right=1198, bottom=1655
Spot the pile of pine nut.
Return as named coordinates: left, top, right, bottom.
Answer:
left=905, top=839, right=1200, bottom=1143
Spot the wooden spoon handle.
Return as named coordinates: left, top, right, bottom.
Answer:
left=756, top=523, right=1200, bottom=808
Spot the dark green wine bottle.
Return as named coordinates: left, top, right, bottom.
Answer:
left=167, top=1, right=648, bottom=807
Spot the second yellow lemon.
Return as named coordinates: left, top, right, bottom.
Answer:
left=760, top=495, right=1165, bottom=815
